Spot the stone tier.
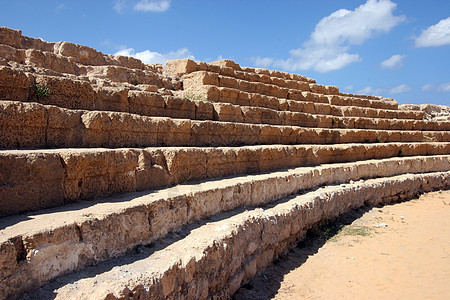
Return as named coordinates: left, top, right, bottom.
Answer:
left=1, top=101, right=449, bottom=150
left=1, top=163, right=448, bottom=298
left=181, top=70, right=399, bottom=111
left=1, top=144, right=449, bottom=217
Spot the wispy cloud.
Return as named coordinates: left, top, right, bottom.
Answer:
left=381, top=54, right=406, bottom=69
left=390, top=84, right=411, bottom=94
left=356, top=86, right=385, bottom=95
left=415, top=17, right=450, bottom=47
left=422, top=83, right=450, bottom=92
left=134, top=0, right=170, bottom=12
left=113, top=0, right=170, bottom=13
left=113, top=0, right=128, bottom=13
left=252, top=0, right=405, bottom=73
left=114, top=47, right=194, bottom=64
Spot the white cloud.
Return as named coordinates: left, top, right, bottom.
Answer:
left=381, top=54, right=406, bottom=69
left=356, top=86, right=385, bottom=95
left=253, top=0, right=405, bottom=73
left=421, top=83, right=450, bottom=92
left=438, top=83, right=450, bottom=92
left=134, top=0, right=170, bottom=12
left=357, top=86, right=375, bottom=94
left=415, top=17, right=450, bottom=47
left=390, top=84, right=411, bottom=94
left=422, top=84, right=434, bottom=91
left=114, top=47, right=194, bottom=64
left=344, top=85, right=354, bottom=91
left=252, top=56, right=275, bottom=68
left=113, top=0, right=128, bottom=13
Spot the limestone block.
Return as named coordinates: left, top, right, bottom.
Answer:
left=25, top=49, right=79, bottom=75
left=19, top=35, right=54, bottom=52
left=33, top=75, right=95, bottom=110
left=194, top=100, right=214, bottom=120
left=115, top=55, right=144, bottom=70
left=247, top=72, right=260, bottom=83
left=237, top=91, right=251, bottom=106
left=258, top=74, right=271, bottom=84
left=162, top=118, right=193, bottom=146
left=182, top=71, right=219, bottom=88
left=234, top=70, right=245, bottom=80
left=218, top=75, right=238, bottom=89
left=162, top=148, right=207, bottom=184
left=185, top=85, right=219, bottom=102
left=260, top=108, right=281, bottom=125
left=81, top=111, right=111, bottom=147
left=0, top=27, right=22, bottom=48
left=0, top=66, right=30, bottom=100
left=213, top=103, right=244, bottom=123
left=242, top=106, right=262, bottom=124
left=0, top=44, right=25, bottom=64
left=269, top=70, right=283, bottom=78
left=237, top=79, right=254, bottom=94
left=218, top=66, right=235, bottom=77
left=164, top=95, right=196, bottom=119
left=209, top=59, right=242, bottom=71
left=309, top=83, right=327, bottom=94
left=325, top=85, right=339, bottom=95
left=135, top=149, right=171, bottom=190
left=54, top=41, right=106, bottom=66
left=60, top=149, right=139, bottom=201
left=271, top=77, right=286, bottom=87
left=259, top=125, right=282, bottom=144
left=218, top=87, right=239, bottom=105
left=47, top=105, right=82, bottom=147
left=94, top=86, right=129, bottom=112
left=205, top=148, right=238, bottom=178
left=108, top=113, right=158, bottom=147
left=164, top=59, right=198, bottom=76
left=128, top=90, right=166, bottom=117
left=0, top=151, right=64, bottom=217
left=285, top=79, right=297, bottom=89
left=0, top=101, right=47, bottom=148
left=316, top=93, right=329, bottom=103
left=254, top=68, right=269, bottom=75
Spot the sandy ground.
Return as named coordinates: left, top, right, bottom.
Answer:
left=234, top=190, right=450, bottom=300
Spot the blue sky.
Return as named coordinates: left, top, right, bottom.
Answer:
left=1, top=0, right=449, bottom=105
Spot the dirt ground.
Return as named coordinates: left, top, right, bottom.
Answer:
left=234, top=190, right=450, bottom=300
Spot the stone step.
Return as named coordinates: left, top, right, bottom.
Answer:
left=0, top=66, right=424, bottom=126
left=184, top=84, right=424, bottom=121
left=0, top=26, right=144, bottom=70
left=2, top=101, right=449, bottom=150
left=9, top=169, right=450, bottom=299
left=1, top=143, right=449, bottom=217
left=182, top=70, right=399, bottom=111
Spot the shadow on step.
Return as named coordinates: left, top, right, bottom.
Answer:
left=23, top=184, right=313, bottom=299
left=232, top=205, right=373, bottom=300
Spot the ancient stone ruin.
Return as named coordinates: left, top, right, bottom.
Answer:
left=0, top=26, right=449, bottom=299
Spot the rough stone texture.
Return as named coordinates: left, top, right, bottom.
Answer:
left=1, top=144, right=449, bottom=217
left=12, top=171, right=450, bottom=299
left=1, top=27, right=450, bottom=300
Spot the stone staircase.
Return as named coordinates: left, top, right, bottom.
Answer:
left=0, top=26, right=449, bottom=299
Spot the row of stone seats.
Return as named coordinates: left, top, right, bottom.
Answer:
left=0, top=27, right=180, bottom=90
left=2, top=101, right=449, bottom=150
left=1, top=67, right=445, bottom=137
left=164, top=59, right=399, bottom=111
left=1, top=142, right=448, bottom=217
left=1, top=27, right=449, bottom=299
left=180, top=70, right=400, bottom=112
left=0, top=27, right=143, bottom=70
left=1, top=155, right=449, bottom=298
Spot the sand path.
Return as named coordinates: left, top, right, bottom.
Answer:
left=234, top=190, right=450, bottom=300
